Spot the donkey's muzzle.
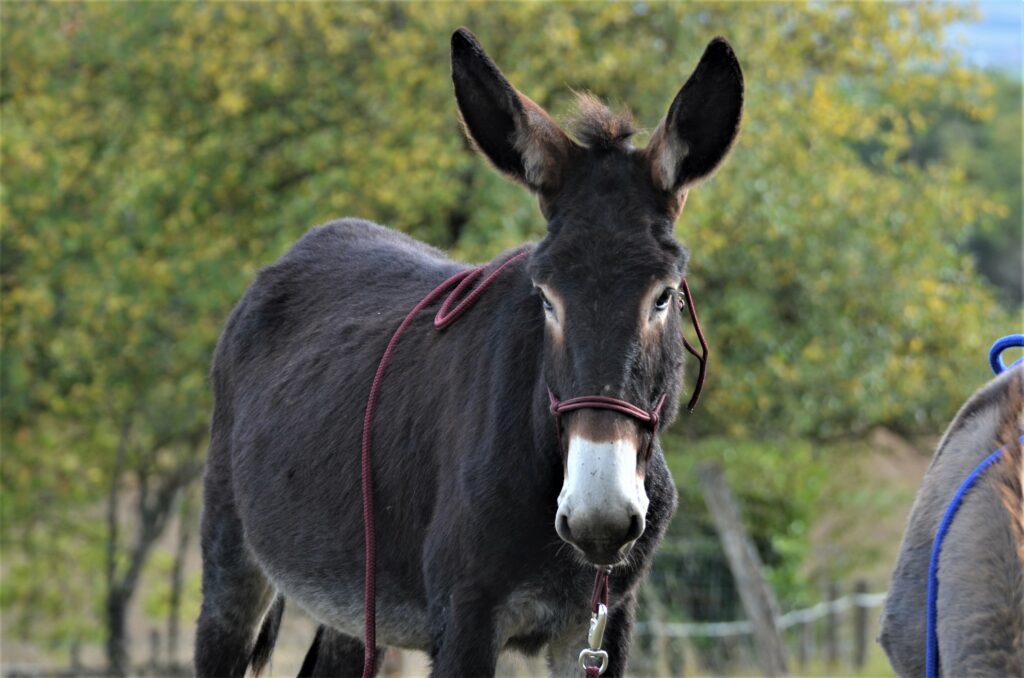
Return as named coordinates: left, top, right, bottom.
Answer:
left=556, top=506, right=644, bottom=565
left=555, top=435, right=650, bottom=565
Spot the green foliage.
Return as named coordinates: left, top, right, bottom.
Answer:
left=1, top=0, right=1017, bottom=657
left=663, top=433, right=828, bottom=607
left=0, top=414, right=109, bottom=647
left=141, top=552, right=200, bottom=624
left=910, top=72, right=1023, bottom=305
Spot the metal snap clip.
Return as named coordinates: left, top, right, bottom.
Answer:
left=588, top=603, right=608, bottom=650
left=578, top=648, right=609, bottom=675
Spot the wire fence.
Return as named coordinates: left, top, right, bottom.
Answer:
left=630, top=587, right=889, bottom=676
left=636, top=590, right=887, bottom=638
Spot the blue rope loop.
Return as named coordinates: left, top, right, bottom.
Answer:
left=988, top=334, right=1024, bottom=375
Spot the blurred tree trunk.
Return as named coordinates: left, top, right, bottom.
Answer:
left=104, top=425, right=202, bottom=676
left=167, top=484, right=197, bottom=666
left=104, top=418, right=130, bottom=676
left=697, top=462, right=789, bottom=677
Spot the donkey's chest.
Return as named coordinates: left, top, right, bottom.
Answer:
left=495, top=585, right=574, bottom=647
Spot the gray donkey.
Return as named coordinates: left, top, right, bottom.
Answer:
left=881, top=365, right=1024, bottom=676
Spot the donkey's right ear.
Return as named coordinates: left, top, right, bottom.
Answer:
left=451, top=28, right=576, bottom=194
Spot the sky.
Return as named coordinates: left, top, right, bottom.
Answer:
left=947, top=0, right=1023, bottom=73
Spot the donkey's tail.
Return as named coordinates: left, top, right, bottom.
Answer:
left=250, top=595, right=285, bottom=677
left=993, top=369, right=1024, bottom=566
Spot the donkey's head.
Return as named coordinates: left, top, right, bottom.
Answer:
left=452, top=28, right=743, bottom=564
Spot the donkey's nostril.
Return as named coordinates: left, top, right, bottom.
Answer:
left=624, top=512, right=644, bottom=542
left=558, top=513, right=573, bottom=542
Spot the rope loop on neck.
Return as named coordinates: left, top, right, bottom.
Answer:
left=434, top=252, right=528, bottom=330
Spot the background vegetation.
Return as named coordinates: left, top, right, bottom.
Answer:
left=2, top=2, right=1020, bottom=675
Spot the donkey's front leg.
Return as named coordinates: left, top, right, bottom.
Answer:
left=429, top=581, right=501, bottom=677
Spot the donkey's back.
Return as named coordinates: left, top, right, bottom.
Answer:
left=216, top=217, right=463, bottom=408
left=225, top=219, right=460, bottom=355
left=881, top=366, right=1024, bottom=676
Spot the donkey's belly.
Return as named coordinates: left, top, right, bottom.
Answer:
left=265, top=563, right=433, bottom=650
left=263, top=551, right=583, bottom=653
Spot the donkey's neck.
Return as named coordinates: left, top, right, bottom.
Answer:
left=440, top=244, right=561, bottom=471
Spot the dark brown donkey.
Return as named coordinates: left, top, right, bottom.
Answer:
left=194, top=28, right=743, bottom=677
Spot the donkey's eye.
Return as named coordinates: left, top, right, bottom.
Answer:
left=537, top=288, right=554, bottom=313
left=654, top=288, right=674, bottom=312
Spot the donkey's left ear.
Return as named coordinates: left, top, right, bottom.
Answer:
left=451, top=28, right=576, bottom=194
left=644, top=38, right=744, bottom=196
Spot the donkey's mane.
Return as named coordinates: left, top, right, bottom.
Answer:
left=566, top=92, right=637, bottom=149
left=992, top=370, right=1024, bottom=566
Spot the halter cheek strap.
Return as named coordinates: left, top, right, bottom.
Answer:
left=679, top=278, right=709, bottom=412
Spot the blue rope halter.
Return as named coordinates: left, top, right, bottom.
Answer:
left=925, top=334, right=1024, bottom=678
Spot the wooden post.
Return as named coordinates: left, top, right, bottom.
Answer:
left=697, top=462, right=789, bottom=677
left=640, top=576, right=673, bottom=677
left=825, top=581, right=839, bottom=670
left=799, top=619, right=813, bottom=668
left=70, top=641, right=82, bottom=671
left=149, top=629, right=161, bottom=672
left=853, top=580, right=868, bottom=670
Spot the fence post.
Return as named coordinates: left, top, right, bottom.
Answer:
left=697, top=462, right=789, bottom=677
left=798, top=620, right=811, bottom=669
left=70, top=641, right=82, bottom=671
left=640, top=578, right=674, bottom=677
left=825, top=580, right=839, bottom=670
left=854, top=579, right=868, bottom=670
left=149, top=629, right=161, bottom=673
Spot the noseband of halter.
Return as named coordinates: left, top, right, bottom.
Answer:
left=548, top=390, right=668, bottom=460
left=357, top=248, right=708, bottom=677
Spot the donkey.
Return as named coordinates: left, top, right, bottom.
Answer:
left=194, top=28, right=743, bottom=677
left=880, top=365, right=1024, bottom=676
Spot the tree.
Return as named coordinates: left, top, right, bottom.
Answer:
left=904, top=72, right=1023, bottom=306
